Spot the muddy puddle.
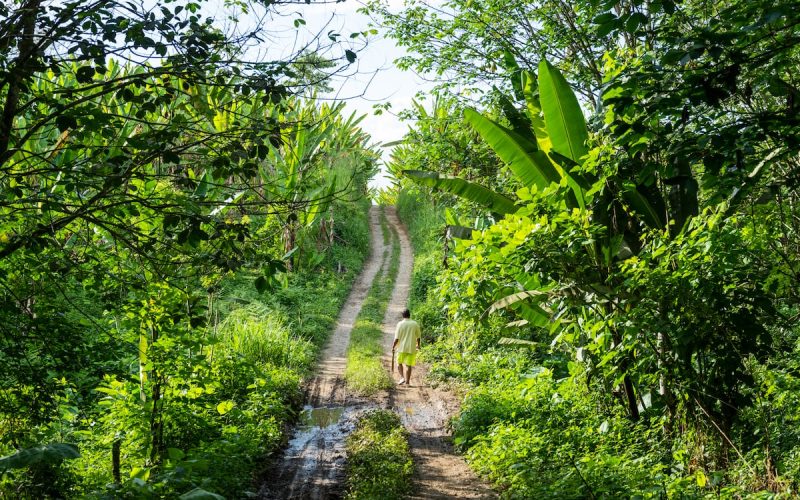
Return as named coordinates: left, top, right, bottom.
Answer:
left=298, top=406, right=346, bottom=429
left=259, top=405, right=357, bottom=498
left=286, top=405, right=353, bottom=453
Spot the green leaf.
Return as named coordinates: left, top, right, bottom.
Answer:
left=625, top=12, right=647, bottom=33
left=621, top=185, right=666, bottom=229
left=488, top=290, right=549, bottom=314
left=498, top=337, right=538, bottom=348
left=75, top=65, right=95, bottom=83
left=496, top=90, right=533, bottom=140
left=596, top=19, right=619, bottom=37
left=403, top=170, right=517, bottom=214
left=0, top=444, right=80, bottom=472
left=501, top=49, right=523, bottom=100
left=463, top=109, right=561, bottom=191
left=345, top=50, right=356, bottom=64
left=592, top=13, right=617, bottom=24
left=216, top=400, right=235, bottom=415
left=696, top=470, right=707, bottom=488
left=179, top=488, right=226, bottom=500
left=521, top=71, right=552, bottom=152
left=538, top=60, right=589, bottom=163
left=514, top=303, right=551, bottom=328
left=193, top=171, right=211, bottom=198
left=281, top=247, right=299, bottom=261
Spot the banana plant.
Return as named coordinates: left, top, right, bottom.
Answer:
left=402, top=61, right=592, bottom=217
left=258, top=100, right=377, bottom=270
left=403, top=59, right=674, bottom=236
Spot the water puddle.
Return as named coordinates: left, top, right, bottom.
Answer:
left=268, top=406, right=356, bottom=498
left=298, top=406, right=346, bottom=429
left=285, top=405, right=352, bottom=454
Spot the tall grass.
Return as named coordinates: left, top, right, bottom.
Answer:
left=396, top=189, right=443, bottom=257
left=216, top=304, right=315, bottom=372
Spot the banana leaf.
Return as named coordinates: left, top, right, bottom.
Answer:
left=538, top=60, right=589, bottom=163
left=403, top=169, right=517, bottom=214
left=463, top=109, right=561, bottom=191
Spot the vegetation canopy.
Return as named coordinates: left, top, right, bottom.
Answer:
left=381, top=0, right=800, bottom=495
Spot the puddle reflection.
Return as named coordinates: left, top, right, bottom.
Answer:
left=299, top=406, right=345, bottom=429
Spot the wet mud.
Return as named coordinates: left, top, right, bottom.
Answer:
left=258, top=206, right=495, bottom=499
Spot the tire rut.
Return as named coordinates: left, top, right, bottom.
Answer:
left=380, top=207, right=496, bottom=499
left=258, top=206, right=388, bottom=500
left=259, top=206, right=494, bottom=499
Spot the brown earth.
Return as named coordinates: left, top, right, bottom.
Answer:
left=258, top=206, right=495, bottom=499
left=380, top=207, right=496, bottom=500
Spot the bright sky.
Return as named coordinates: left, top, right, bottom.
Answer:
left=292, top=0, right=437, bottom=190
left=212, top=0, right=437, bottom=190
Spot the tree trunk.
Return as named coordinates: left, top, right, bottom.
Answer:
left=0, top=0, right=41, bottom=166
left=112, top=439, right=121, bottom=484
left=623, top=374, right=640, bottom=421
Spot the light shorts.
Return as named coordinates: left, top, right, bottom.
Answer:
left=397, top=352, right=417, bottom=366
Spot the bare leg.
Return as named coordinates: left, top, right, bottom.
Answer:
left=405, top=365, right=413, bottom=385
left=398, top=364, right=406, bottom=383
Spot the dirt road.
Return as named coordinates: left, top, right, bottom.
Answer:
left=380, top=207, right=496, bottom=499
left=259, top=206, right=388, bottom=499
left=259, top=206, right=494, bottom=499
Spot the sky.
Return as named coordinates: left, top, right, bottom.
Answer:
left=210, top=0, right=438, bottom=190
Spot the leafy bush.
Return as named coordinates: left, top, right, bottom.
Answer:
left=455, top=369, right=666, bottom=498
left=345, top=410, right=413, bottom=499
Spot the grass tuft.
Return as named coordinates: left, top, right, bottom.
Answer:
left=216, top=304, right=316, bottom=372
left=345, top=409, right=414, bottom=499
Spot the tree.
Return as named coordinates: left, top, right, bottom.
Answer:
left=0, top=0, right=376, bottom=493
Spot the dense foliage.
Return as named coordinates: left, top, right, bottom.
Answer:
left=0, top=0, right=378, bottom=496
left=385, top=0, right=800, bottom=495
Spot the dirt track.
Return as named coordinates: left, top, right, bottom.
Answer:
left=380, top=207, right=496, bottom=499
left=259, top=206, right=495, bottom=499
left=258, top=206, right=388, bottom=499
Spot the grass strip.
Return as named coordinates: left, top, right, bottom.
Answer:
left=345, top=409, right=414, bottom=499
left=344, top=207, right=400, bottom=395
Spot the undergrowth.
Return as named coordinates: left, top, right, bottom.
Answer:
left=345, top=409, right=413, bottom=499
left=396, top=189, right=800, bottom=498
left=25, top=200, right=374, bottom=499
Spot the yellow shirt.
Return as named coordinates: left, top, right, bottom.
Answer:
left=394, top=319, right=421, bottom=354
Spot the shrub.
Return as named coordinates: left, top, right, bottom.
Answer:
left=216, top=305, right=315, bottom=373
left=346, top=410, right=413, bottom=499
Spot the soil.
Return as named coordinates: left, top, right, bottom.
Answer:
left=379, top=207, right=496, bottom=500
left=258, top=206, right=495, bottom=499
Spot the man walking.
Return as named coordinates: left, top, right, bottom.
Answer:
left=392, top=309, right=421, bottom=385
